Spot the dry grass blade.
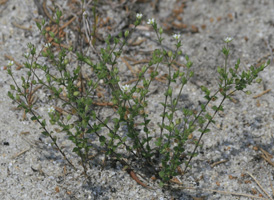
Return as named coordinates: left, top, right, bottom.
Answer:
left=270, top=178, right=274, bottom=197
left=29, top=85, right=43, bottom=97
left=253, top=89, right=271, bottom=99
left=133, top=59, right=150, bottom=65
left=54, top=106, right=74, bottom=115
left=175, top=186, right=269, bottom=200
left=12, top=21, right=32, bottom=31
left=12, top=148, right=30, bottom=159
left=60, top=16, right=76, bottom=30
left=204, top=188, right=269, bottom=200
left=124, top=78, right=139, bottom=85
left=260, top=147, right=274, bottom=167
left=173, top=60, right=187, bottom=68
left=210, top=159, right=228, bottom=168
left=43, top=0, right=54, bottom=22
left=214, top=188, right=265, bottom=199
left=121, top=57, right=136, bottom=77
left=123, top=56, right=150, bottom=65
left=246, top=171, right=273, bottom=200
left=50, top=42, right=70, bottom=49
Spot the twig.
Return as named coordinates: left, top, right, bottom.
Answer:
left=253, top=89, right=271, bottom=99
left=124, top=78, right=139, bottom=85
left=260, top=147, right=274, bottom=167
left=173, top=60, right=187, bottom=68
left=175, top=186, right=269, bottom=200
left=12, top=21, right=32, bottom=31
left=210, top=159, right=228, bottom=168
left=129, top=38, right=146, bottom=46
left=12, top=148, right=30, bottom=159
left=60, top=16, right=76, bottom=30
left=125, top=167, right=154, bottom=189
left=255, top=52, right=271, bottom=67
left=203, top=188, right=268, bottom=200
left=43, top=0, right=54, bottom=22
left=270, top=178, right=274, bottom=197
left=123, top=56, right=150, bottom=65
left=121, top=57, right=136, bottom=77
left=20, top=131, right=30, bottom=135
left=246, top=171, right=273, bottom=200
left=29, top=85, right=43, bottom=97
left=50, top=42, right=70, bottom=49
left=133, top=59, right=150, bottom=65
left=54, top=106, right=74, bottom=115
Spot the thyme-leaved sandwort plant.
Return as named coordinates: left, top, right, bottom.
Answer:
left=7, top=8, right=268, bottom=186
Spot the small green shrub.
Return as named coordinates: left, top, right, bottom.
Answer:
left=7, top=9, right=268, bottom=186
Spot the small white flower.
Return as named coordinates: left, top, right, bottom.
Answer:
left=147, top=18, right=155, bottom=25
left=173, top=33, right=181, bottom=40
left=45, top=43, right=51, bottom=48
left=47, top=106, right=55, bottom=113
left=7, top=60, right=14, bottom=66
left=121, top=84, right=130, bottom=92
left=224, top=37, right=233, bottom=43
left=136, top=13, right=143, bottom=20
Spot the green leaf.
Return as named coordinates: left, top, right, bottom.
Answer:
left=68, top=136, right=76, bottom=143
left=7, top=68, right=12, bottom=75
left=41, top=131, right=49, bottom=136
left=155, top=138, right=162, bottom=146
left=56, top=9, right=62, bottom=18
left=187, top=62, right=193, bottom=69
left=108, top=132, right=115, bottom=138
left=31, top=116, right=38, bottom=121
left=41, top=119, right=46, bottom=127
left=205, top=113, right=212, bottom=120
left=41, top=29, right=46, bottom=35
left=114, top=37, right=119, bottom=44
left=49, top=31, right=55, bottom=38
left=83, top=57, right=93, bottom=66
left=72, top=147, right=81, bottom=156
left=200, top=104, right=206, bottom=111
left=181, top=76, right=187, bottom=84
left=159, top=170, right=165, bottom=178
left=159, top=181, right=165, bottom=187
left=7, top=91, right=15, bottom=100
left=36, top=22, right=41, bottom=30
left=52, top=136, right=57, bottom=143
left=189, top=71, right=194, bottom=77
left=143, top=126, right=149, bottom=132
left=99, top=136, right=106, bottom=143
left=212, top=105, right=219, bottom=111
left=217, top=66, right=223, bottom=74
left=167, top=87, right=172, bottom=96
left=42, top=51, right=48, bottom=57
left=200, top=128, right=210, bottom=133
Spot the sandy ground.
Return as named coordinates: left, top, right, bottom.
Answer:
left=1, top=0, right=274, bottom=199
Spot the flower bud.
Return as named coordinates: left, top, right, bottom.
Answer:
left=124, top=30, right=129, bottom=37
